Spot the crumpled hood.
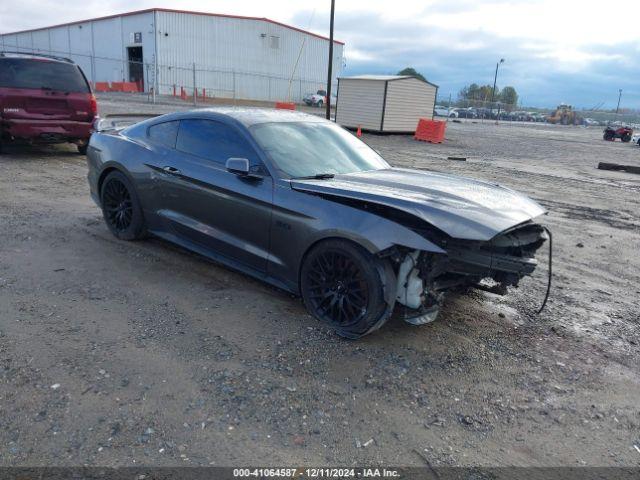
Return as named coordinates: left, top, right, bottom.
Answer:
left=290, top=168, right=546, bottom=241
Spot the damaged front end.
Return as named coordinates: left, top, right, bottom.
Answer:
left=382, top=222, right=549, bottom=324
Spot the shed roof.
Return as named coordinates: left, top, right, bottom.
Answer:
left=339, top=74, right=438, bottom=88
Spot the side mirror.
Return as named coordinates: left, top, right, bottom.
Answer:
left=226, top=157, right=250, bottom=176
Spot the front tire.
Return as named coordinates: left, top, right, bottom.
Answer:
left=621, top=134, right=632, bottom=143
left=300, top=239, right=389, bottom=339
left=100, top=171, right=146, bottom=240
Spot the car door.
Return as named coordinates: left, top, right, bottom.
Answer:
left=152, top=118, right=273, bottom=273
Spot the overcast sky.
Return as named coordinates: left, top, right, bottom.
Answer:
left=1, top=0, right=637, bottom=109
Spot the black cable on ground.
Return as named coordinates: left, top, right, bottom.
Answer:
left=537, top=226, right=553, bottom=314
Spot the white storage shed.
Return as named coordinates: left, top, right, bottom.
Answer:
left=335, top=75, right=438, bottom=133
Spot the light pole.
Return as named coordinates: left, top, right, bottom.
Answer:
left=325, top=0, right=335, bottom=120
left=615, top=89, right=622, bottom=117
left=490, top=58, right=505, bottom=115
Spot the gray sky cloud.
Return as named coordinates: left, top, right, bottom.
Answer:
left=1, top=0, right=637, bottom=108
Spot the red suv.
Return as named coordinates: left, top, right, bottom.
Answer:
left=0, top=52, right=97, bottom=154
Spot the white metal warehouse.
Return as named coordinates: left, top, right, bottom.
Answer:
left=336, top=75, right=438, bottom=133
left=0, top=8, right=344, bottom=102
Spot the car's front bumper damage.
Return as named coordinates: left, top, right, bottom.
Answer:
left=389, top=221, right=549, bottom=324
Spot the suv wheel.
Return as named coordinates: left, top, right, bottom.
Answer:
left=77, top=143, right=88, bottom=155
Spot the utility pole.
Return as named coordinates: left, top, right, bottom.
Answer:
left=615, top=89, right=622, bottom=116
left=325, top=0, right=335, bottom=120
left=490, top=58, right=504, bottom=114
left=193, top=63, right=197, bottom=107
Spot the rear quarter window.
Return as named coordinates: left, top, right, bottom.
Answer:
left=0, top=58, right=90, bottom=93
left=148, top=121, right=179, bottom=148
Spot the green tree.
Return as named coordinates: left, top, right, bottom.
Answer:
left=499, top=86, right=518, bottom=109
left=397, top=67, right=427, bottom=82
left=457, top=82, right=516, bottom=108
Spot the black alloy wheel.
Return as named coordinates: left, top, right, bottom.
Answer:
left=307, top=250, right=368, bottom=324
left=301, top=240, right=389, bottom=339
left=103, top=178, right=133, bottom=232
left=100, top=171, right=146, bottom=240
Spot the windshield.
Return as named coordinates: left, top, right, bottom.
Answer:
left=0, top=58, right=90, bottom=93
left=250, top=122, right=389, bottom=178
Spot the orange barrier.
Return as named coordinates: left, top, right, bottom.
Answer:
left=356, top=125, right=362, bottom=137
left=275, top=102, right=296, bottom=110
left=94, top=82, right=111, bottom=92
left=110, top=81, right=139, bottom=93
left=414, top=118, right=446, bottom=143
left=180, top=87, right=186, bottom=101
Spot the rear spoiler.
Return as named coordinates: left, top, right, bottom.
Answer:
left=94, top=113, right=161, bottom=132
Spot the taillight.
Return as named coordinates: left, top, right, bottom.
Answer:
left=89, top=94, right=98, bottom=118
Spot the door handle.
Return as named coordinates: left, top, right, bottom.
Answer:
left=162, top=166, right=181, bottom=175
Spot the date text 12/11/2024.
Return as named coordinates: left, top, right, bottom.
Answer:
left=233, top=468, right=400, bottom=478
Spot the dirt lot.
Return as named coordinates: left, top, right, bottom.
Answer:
left=1, top=95, right=639, bottom=468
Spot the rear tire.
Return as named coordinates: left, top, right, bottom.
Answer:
left=77, top=144, right=88, bottom=155
left=100, top=171, right=147, bottom=241
left=300, top=239, right=389, bottom=339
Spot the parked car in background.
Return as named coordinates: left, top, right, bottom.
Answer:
left=303, top=89, right=336, bottom=108
left=87, top=108, right=548, bottom=339
left=434, top=105, right=457, bottom=117
left=475, top=107, right=494, bottom=119
left=454, top=107, right=477, bottom=119
left=583, top=118, right=599, bottom=126
left=0, top=52, right=97, bottom=154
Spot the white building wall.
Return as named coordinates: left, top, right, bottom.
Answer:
left=1, top=12, right=157, bottom=89
left=154, top=11, right=343, bottom=101
left=1, top=10, right=342, bottom=102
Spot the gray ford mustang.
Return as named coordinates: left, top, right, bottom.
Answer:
left=87, top=108, right=548, bottom=338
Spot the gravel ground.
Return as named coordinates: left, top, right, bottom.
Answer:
left=1, top=95, right=639, bottom=468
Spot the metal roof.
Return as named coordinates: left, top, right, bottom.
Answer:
left=339, top=74, right=439, bottom=88
left=0, top=8, right=345, bottom=45
left=339, top=75, right=412, bottom=81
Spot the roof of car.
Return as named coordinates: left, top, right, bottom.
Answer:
left=0, top=51, right=74, bottom=64
left=162, top=107, right=329, bottom=127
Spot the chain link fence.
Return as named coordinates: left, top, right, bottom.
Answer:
left=6, top=47, right=333, bottom=105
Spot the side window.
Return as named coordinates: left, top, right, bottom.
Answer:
left=148, top=121, right=179, bottom=148
left=176, top=119, right=258, bottom=167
